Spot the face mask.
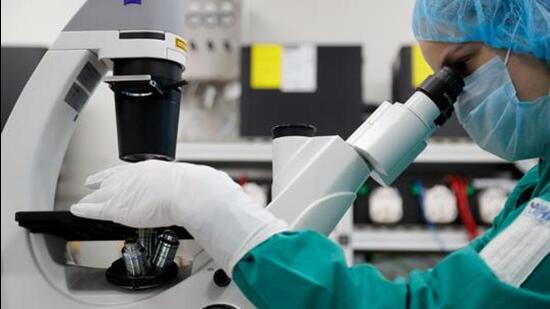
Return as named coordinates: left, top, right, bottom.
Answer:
left=454, top=56, right=550, bottom=161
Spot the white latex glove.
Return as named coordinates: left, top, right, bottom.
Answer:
left=70, top=160, right=288, bottom=274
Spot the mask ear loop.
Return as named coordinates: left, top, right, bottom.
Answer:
left=504, top=19, right=521, bottom=66
left=504, top=48, right=512, bottom=66
left=502, top=19, right=549, bottom=95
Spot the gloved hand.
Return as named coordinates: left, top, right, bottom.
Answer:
left=70, top=160, right=288, bottom=274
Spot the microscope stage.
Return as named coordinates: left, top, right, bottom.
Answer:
left=15, top=211, right=192, bottom=240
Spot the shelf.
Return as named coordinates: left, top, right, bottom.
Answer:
left=351, top=226, right=478, bottom=252
left=176, top=142, right=272, bottom=162
left=176, top=141, right=505, bottom=163
left=418, top=142, right=504, bottom=163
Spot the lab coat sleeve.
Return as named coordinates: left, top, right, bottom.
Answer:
left=233, top=230, right=407, bottom=309
left=233, top=230, right=548, bottom=309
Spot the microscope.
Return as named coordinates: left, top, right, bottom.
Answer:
left=1, top=1, right=463, bottom=308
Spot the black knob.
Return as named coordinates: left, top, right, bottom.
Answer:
left=272, top=124, right=317, bottom=139
left=203, top=304, right=237, bottom=309
left=213, top=269, right=231, bottom=287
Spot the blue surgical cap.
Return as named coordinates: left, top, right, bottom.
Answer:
left=412, top=0, right=550, bottom=64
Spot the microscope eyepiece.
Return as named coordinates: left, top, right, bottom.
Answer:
left=416, top=67, right=464, bottom=125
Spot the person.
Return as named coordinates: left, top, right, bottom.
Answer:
left=71, top=0, right=549, bottom=307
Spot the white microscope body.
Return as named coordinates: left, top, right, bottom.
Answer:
left=1, top=1, right=463, bottom=308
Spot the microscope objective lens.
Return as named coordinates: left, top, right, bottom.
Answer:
left=152, top=230, right=180, bottom=272
left=121, top=238, right=148, bottom=277
left=138, top=228, right=157, bottom=259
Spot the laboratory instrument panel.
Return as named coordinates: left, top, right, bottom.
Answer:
left=222, top=162, right=518, bottom=232
left=353, top=163, right=519, bottom=229
left=183, top=0, right=241, bottom=80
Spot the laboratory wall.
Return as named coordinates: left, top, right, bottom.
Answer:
left=240, top=0, right=417, bottom=102
left=2, top=0, right=416, bottom=102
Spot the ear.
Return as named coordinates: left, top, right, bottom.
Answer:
left=502, top=49, right=550, bottom=101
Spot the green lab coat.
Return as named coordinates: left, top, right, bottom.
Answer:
left=233, top=156, right=550, bottom=308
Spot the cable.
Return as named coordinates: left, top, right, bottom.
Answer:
left=449, top=176, right=479, bottom=240
left=414, top=179, right=448, bottom=252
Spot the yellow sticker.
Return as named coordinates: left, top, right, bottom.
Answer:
left=251, top=44, right=282, bottom=89
left=175, top=37, right=188, bottom=52
left=68, top=241, right=80, bottom=252
left=412, top=44, right=433, bottom=87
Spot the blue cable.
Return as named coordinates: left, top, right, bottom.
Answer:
left=414, top=179, right=447, bottom=252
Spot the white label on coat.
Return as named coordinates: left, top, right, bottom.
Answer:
left=480, top=198, right=550, bottom=287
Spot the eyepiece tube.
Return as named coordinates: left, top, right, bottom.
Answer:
left=347, top=67, right=464, bottom=185
left=416, top=67, right=464, bottom=125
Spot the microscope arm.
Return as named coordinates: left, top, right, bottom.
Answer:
left=1, top=1, right=192, bottom=305
left=267, top=69, right=463, bottom=236
left=2, top=50, right=107, bottom=218
left=267, top=135, right=370, bottom=234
